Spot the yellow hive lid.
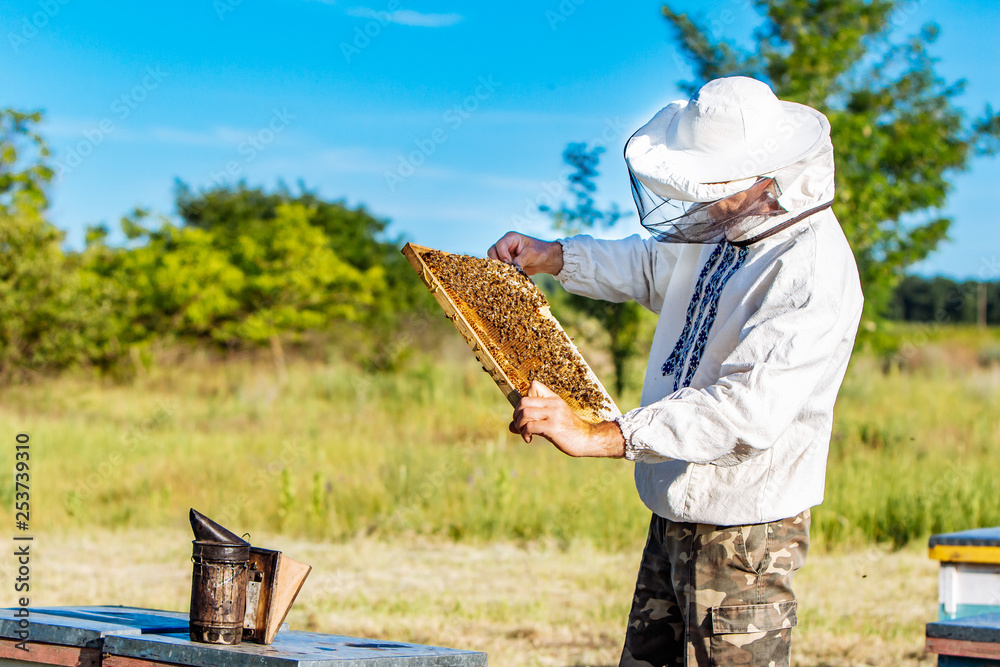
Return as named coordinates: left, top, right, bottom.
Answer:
left=929, top=527, right=1000, bottom=564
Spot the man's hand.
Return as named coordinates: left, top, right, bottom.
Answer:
left=510, top=381, right=625, bottom=458
left=487, top=232, right=564, bottom=276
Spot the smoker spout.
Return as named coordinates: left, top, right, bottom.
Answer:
left=189, top=508, right=248, bottom=545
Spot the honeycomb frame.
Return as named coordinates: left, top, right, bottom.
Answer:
left=402, top=242, right=621, bottom=424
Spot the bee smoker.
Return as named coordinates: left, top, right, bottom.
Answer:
left=189, top=509, right=250, bottom=645
left=187, top=508, right=312, bottom=646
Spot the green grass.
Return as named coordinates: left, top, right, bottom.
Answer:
left=1, top=325, right=998, bottom=552
left=815, top=341, right=1000, bottom=549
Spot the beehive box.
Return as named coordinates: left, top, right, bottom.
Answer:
left=402, top=243, right=620, bottom=424
left=930, top=527, right=1000, bottom=621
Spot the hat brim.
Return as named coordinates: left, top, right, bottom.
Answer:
left=625, top=100, right=831, bottom=201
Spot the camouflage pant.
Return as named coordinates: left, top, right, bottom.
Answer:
left=619, top=510, right=810, bottom=667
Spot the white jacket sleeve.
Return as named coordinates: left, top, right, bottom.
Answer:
left=616, top=259, right=863, bottom=466
left=554, top=234, right=680, bottom=313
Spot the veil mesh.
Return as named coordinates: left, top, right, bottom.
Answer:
left=628, top=169, right=788, bottom=244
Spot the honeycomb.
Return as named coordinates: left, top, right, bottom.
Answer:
left=402, top=243, right=620, bottom=424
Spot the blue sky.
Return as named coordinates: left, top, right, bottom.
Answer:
left=2, top=0, right=998, bottom=279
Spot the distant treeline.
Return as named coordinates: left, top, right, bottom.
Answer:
left=3, top=179, right=436, bottom=380
left=886, top=275, right=1000, bottom=325
left=6, top=166, right=997, bottom=382
left=7, top=178, right=996, bottom=382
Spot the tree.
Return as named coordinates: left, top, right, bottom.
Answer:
left=0, top=109, right=113, bottom=378
left=1, top=115, right=433, bottom=379
left=886, top=274, right=999, bottom=325
left=86, top=202, right=383, bottom=380
left=660, top=0, right=1000, bottom=330
left=172, top=181, right=438, bottom=370
left=174, top=181, right=431, bottom=326
left=542, top=143, right=644, bottom=397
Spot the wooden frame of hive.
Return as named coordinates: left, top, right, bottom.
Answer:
left=402, top=242, right=621, bottom=424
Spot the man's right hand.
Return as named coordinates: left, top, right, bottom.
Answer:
left=487, top=232, right=564, bottom=276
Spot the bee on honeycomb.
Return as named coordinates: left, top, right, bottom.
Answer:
left=419, top=249, right=613, bottom=421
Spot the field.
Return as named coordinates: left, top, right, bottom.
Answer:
left=28, top=528, right=937, bottom=666
left=1, top=323, right=998, bottom=665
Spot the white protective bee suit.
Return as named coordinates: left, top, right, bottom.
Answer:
left=554, top=81, right=864, bottom=526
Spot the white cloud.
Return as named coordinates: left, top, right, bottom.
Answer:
left=44, top=118, right=289, bottom=149
left=345, top=7, right=463, bottom=27
left=252, top=145, right=545, bottom=193
left=147, top=126, right=248, bottom=147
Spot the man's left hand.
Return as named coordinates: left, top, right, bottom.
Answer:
left=510, top=381, right=626, bottom=458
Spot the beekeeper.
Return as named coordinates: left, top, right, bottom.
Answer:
left=488, top=76, right=864, bottom=667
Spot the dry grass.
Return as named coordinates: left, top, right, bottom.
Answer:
left=15, top=527, right=938, bottom=667
left=1, top=327, right=994, bottom=665
left=1, top=331, right=998, bottom=552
